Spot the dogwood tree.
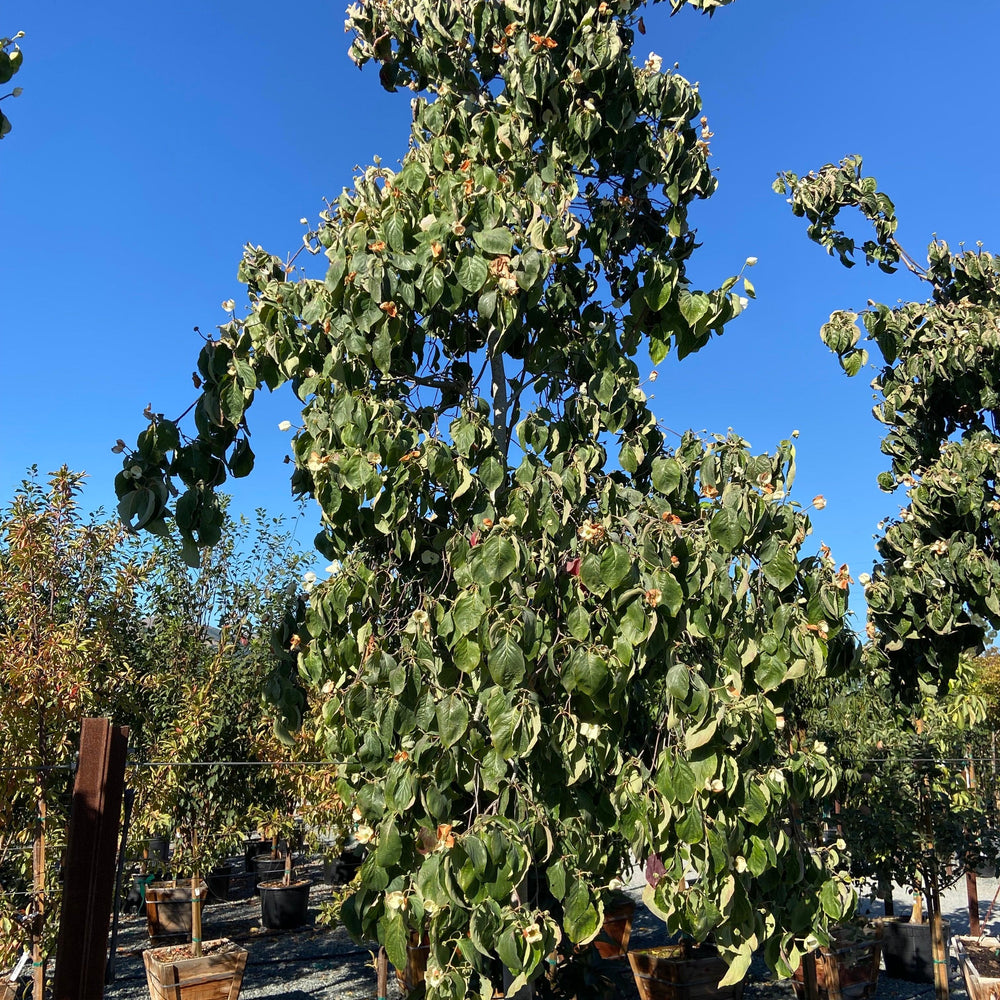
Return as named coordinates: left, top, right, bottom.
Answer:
left=118, top=1, right=856, bottom=994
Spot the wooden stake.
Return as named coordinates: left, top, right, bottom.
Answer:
left=191, top=825, right=203, bottom=959
left=32, top=795, right=46, bottom=1000
left=376, top=947, right=388, bottom=1000
left=967, top=870, right=981, bottom=937
left=930, top=874, right=949, bottom=1000
left=922, top=781, right=949, bottom=1000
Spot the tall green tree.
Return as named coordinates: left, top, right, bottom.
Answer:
left=778, top=156, right=1000, bottom=693
left=118, top=1, right=857, bottom=994
left=0, top=469, right=145, bottom=995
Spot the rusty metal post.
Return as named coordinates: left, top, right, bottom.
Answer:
left=52, top=719, right=129, bottom=1000
left=965, top=756, right=982, bottom=936
left=105, top=787, right=134, bottom=984
left=802, top=951, right=820, bottom=1000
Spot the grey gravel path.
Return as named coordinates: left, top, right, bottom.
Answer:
left=101, top=858, right=1000, bottom=1000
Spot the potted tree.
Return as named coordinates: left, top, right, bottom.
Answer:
left=252, top=806, right=312, bottom=930
left=124, top=506, right=307, bottom=917
left=0, top=468, right=149, bottom=1000
left=802, top=659, right=988, bottom=985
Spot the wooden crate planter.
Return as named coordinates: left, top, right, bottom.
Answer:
left=146, top=880, right=208, bottom=946
left=593, top=898, right=635, bottom=959
left=142, top=938, right=247, bottom=1000
left=791, top=925, right=883, bottom=1000
left=394, top=932, right=430, bottom=993
left=956, top=936, right=1000, bottom=1000
left=628, top=942, right=744, bottom=1000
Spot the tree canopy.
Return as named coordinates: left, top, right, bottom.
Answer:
left=117, top=1, right=865, bottom=994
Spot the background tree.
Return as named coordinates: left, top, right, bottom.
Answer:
left=124, top=506, right=309, bottom=880
left=778, top=156, right=1000, bottom=694
left=118, top=1, right=860, bottom=994
left=967, top=650, right=1000, bottom=818
left=0, top=468, right=145, bottom=995
left=800, top=657, right=990, bottom=921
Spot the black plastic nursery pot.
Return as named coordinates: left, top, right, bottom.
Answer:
left=243, top=837, right=273, bottom=873
left=880, top=916, right=951, bottom=983
left=323, top=844, right=366, bottom=884
left=145, top=836, right=170, bottom=864
left=205, top=864, right=231, bottom=904
left=252, top=856, right=294, bottom=895
left=258, top=879, right=311, bottom=930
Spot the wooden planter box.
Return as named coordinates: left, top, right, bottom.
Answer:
left=792, top=926, right=882, bottom=1000
left=142, top=938, right=247, bottom=1000
left=594, top=898, right=635, bottom=959
left=146, top=880, right=208, bottom=946
left=628, top=943, right=744, bottom=1000
left=394, top=932, right=430, bottom=993
left=956, top=936, right=1000, bottom=1000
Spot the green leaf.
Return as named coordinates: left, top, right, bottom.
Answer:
left=464, top=835, right=488, bottom=875
left=579, top=552, right=607, bottom=597
left=383, top=911, right=409, bottom=970
left=658, top=572, right=684, bottom=615
left=478, top=456, right=504, bottom=496
left=424, top=267, right=445, bottom=307
left=820, top=878, right=845, bottom=919
left=675, top=805, right=704, bottom=843
left=453, top=592, right=485, bottom=637
left=547, top=860, right=567, bottom=901
left=756, top=654, right=787, bottom=692
left=710, top=507, right=745, bottom=552
left=563, top=879, right=601, bottom=944
left=455, top=637, right=481, bottom=672
left=375, top=818, right=403, bottom=866
left=220, top=378, right=245, bottom=426
left=473, top=227, right=514, bottom=255
left=479, top=534, right=516, bottom=582
left=117, top=489, right=158, bottom=532
left=684, top=716, right=718, bottom=751
left=651, top=457, right=682, bottom=495
left=841, top=347, right=868, bottom=377
left=488, top=633, right=525, bottom=686
left=761, top=547, right=796, bottom=590
left=497, top=926, right=522, bottom=973
left=664, top=662, right=690, bottom=700
left=563, top=648, right=608, bottom=698
left=437, top=693, right=470, bottom=748
left=679, top=291, right=710, bottom=327
left=567, top=604, right=590, bottom=642
left=456, top=253, right=489, bottom=293
left=719, top=943, right=752, bottom=987
left=599, top=543, right=631, bottom=589
left=384, top=212, right=406, bottom=252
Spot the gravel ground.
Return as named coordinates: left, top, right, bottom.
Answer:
left=101, top=856, right=999, bottom=1000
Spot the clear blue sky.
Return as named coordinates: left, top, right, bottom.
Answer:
left=3, top=2, right=998, bottom=636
